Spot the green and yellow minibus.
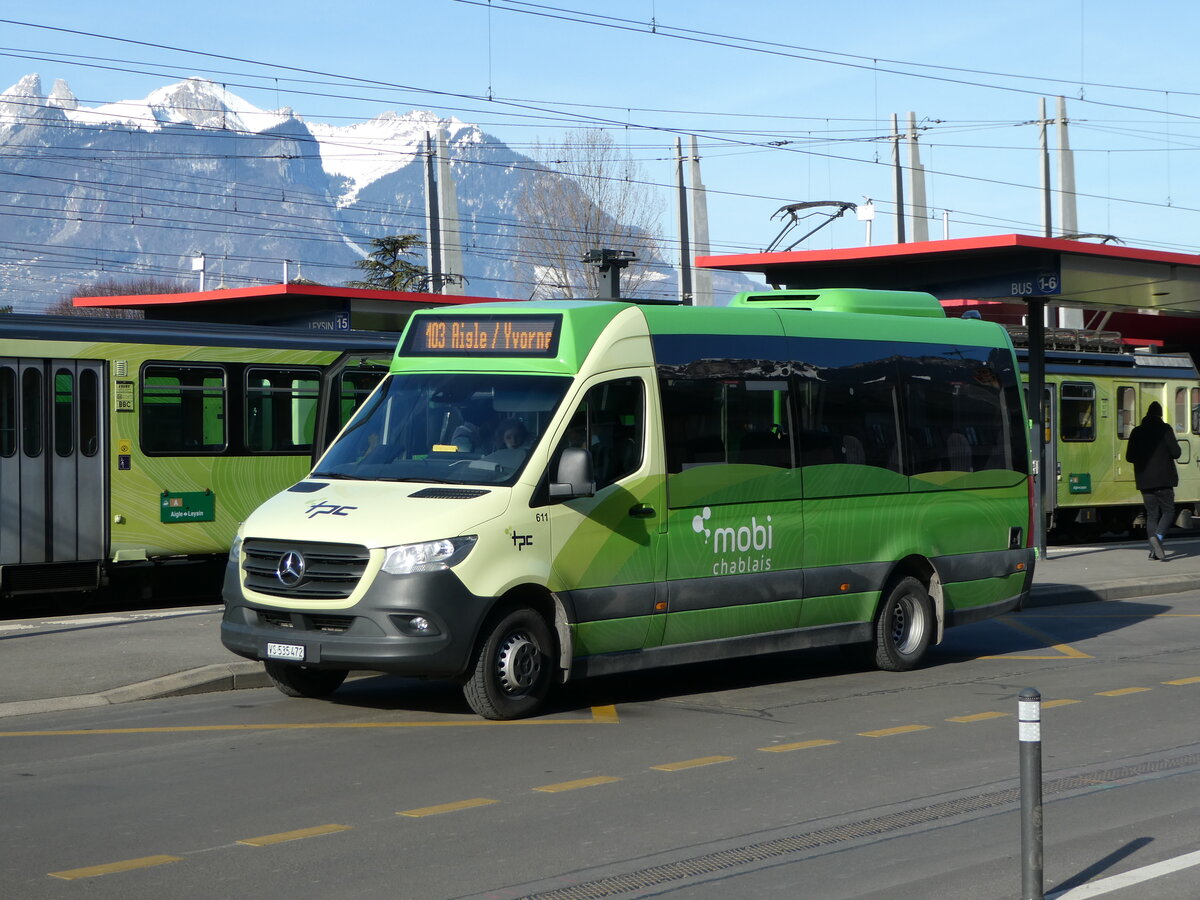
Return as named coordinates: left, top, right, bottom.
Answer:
left=221, top=289, right=1036, bottom=719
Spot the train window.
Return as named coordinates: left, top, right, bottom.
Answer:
left=339, top=368, right=385, bottom=426
left=54, top=369, right=74, bottom=457
left=0, top=368, right=15, bottom=458
left=1116, top=386, right=1136, bottom=440
left=141, top=364, right=227, bottom=454
left=1192, top=388, right=1200, bottom=435
left=1060, top=382, right=1095, bottom=442
left=79, top=369, right=99, bottom=457
left=1175, top=388, right=1188, bottom=433
left=245, top=367, right=321, bottom=453
left=21, top=368, right=42, bottom=458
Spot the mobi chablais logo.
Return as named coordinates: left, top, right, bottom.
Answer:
left=691, top=506, right=773, bottom=575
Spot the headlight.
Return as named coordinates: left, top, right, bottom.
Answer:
left=381, top=535, right=477, bottom=575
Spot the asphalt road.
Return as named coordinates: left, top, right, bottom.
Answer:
left=5, top=587, right=1200, bottom=899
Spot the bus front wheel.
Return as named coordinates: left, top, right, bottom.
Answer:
left=264, top=661, right=348, bottom=698
left=873, top=576, right=933, bottom=672
left=464, top=607, right=553, bottom=720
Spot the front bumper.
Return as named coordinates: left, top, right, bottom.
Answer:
left=220, top=559, right=493, bottom=679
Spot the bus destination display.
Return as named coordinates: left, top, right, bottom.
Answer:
left=405, top=315, right=561, bottom=357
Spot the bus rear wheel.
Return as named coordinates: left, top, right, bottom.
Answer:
left=873, top=576, right=933, bottom=672
left=264, top=661, right=348, bottom=698
left=464, top=607, right=553, bottom=720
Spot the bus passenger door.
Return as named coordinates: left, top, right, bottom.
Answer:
left=547, top=373, right=665, bottom=655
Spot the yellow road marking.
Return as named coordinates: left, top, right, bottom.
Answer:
left=589, top=705, right=620, bottom=723
left=979, top=617, right=1092, bottom=660
left=533, top=776, right=621, bottom=793
left=397, top=798, right=497, bottom=818
left=49, top=855, right=181, bottom=880
left=759, top=739, right=839, bottom=753
left=237, top=824, right=351, bottom=846
left=1096, top=687, right=1151, bottom=697
left=946, top=711, right=1008, bottom=723
left=1042, top=698, right=1081, bottom=708
left=651, top=755, right=734, bottom=771
left=858, top=725, right=932, bottom=738
left=1163, top=676, right=1200, bottom=685
left=0, top=705, right=620, bottom=738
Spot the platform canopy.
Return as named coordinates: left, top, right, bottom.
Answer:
left=73, top=283, right=500, bottom=332
left=697, top=234, right=1200, bottom=334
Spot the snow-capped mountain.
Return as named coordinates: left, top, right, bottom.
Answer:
left=0, top=75, right=754, bottom=312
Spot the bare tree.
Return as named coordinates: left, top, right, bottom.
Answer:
left=519, top=129, right=664, bottom=299
left=49, top=276, right=188, bottom=317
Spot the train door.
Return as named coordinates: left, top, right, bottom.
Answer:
left=0, top=358, right=106, bottom=593
left=1113, top=383, right=1137, bottom=483
left=1041, top=385, right=1058, bottom=516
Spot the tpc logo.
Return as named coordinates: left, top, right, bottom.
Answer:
left=305, top=500, right=357, bottom=519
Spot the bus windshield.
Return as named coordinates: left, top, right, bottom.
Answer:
left=313, top=372, right=572, bottom=486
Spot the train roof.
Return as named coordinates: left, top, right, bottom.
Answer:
left=0, top=313, right=401, bottom=352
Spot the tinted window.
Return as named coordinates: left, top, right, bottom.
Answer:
left=556, top=378, right=645, bottom=491
left=339, top=368, right=385, bottom=427
left=79, top=369, right=99, bottom=457
left=54, top=368, right=74, bottom=457
left=902, top=349, right=1024, bottom=474
left=0, top=367, right=15, bottom=458
left=22, top=368, right=42, bottom=458
left=796, top=360, right=899, bottom=471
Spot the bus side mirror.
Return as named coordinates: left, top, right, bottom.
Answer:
left=549, top=447, right=595, bottom=499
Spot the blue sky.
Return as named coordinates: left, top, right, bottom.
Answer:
left=2, top=0, right=1198, bottom=259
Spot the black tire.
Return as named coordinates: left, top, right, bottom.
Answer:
left=872, top=576, right=934, bottom=672
left=463, top=607, right=554, bottom=720
left=264, top=661, right=348, bottom=698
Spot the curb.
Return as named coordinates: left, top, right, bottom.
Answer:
left=0, top=661, right=271, bottom=720
left=1028, top=574, right=1198, bottom=607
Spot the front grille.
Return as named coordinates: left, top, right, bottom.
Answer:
left=256, top=610, right=355, bottom=633
left=309, top=615, right=353, bottom=633
left=242, top=539, right=370, bottom=600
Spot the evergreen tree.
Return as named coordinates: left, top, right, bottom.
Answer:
left=347, top=234, right=427, bottom=291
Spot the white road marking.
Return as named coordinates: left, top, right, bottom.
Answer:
left=1049, top=848, right=1200, bottom=898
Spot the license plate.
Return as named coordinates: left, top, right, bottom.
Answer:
left=266, top=642, right=306, bottom=661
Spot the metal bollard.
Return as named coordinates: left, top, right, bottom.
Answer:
left=1019, top=687, right=1044, bottom=900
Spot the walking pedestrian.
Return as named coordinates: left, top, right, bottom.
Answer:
left=1124, top=401, right=1181, bottom=560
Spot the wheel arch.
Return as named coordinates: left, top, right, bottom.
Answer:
left=879, top=554, right=945, bottom=645
left=474, top=584, right=569, bottom=680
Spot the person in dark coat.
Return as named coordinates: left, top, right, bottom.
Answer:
left=1124, top=401, right=1181, bottom=560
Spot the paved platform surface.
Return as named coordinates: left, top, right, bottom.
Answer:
left=2, top=536, right=1198, bottom=719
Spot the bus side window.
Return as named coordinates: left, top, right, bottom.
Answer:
left=556, top=378, right=644, bottom=490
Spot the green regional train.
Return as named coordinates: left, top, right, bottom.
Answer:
left=0, top=314, right=397, bottom=599
left=1014, top=329, right=1200, bottom=540
left=222, top=289, right=1036, bottom=719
